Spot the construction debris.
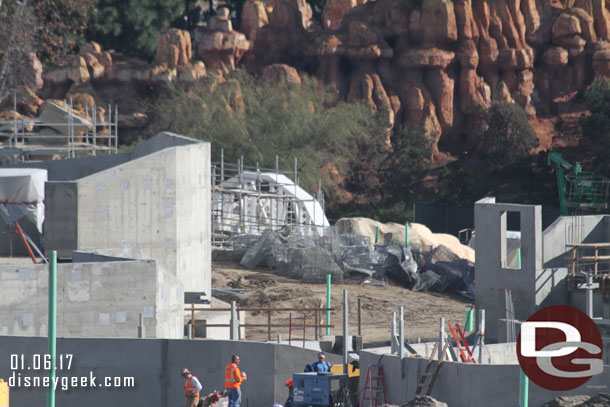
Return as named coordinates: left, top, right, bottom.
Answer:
left=235, top=220, right=475, bottom=296
left=400, top=396, right=448, bottom=407
left=541, top=393, right=610, bottom=407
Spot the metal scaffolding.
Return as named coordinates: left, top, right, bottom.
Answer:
left=0, top=95, right=118, bottom=163
left=211, top=151, right=328, bottom=247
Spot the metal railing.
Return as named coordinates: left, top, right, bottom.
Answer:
left=185, top=303, right=338, bottom=344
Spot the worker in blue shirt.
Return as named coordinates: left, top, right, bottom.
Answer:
left=311, top=352, right=331, bottom=372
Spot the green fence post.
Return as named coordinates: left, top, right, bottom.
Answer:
left=47, top=251, right=57, bottom=407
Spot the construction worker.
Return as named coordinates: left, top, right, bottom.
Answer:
left=311, top=352, right=331, bottom=372
left=284, top=378, right=294, bottom=407
left=182, top=368, right=203, bottom=407
left=225, top=355, right=247, bottom=407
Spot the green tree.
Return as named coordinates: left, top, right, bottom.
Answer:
left=145, top=70, right=429, bottom=218
left=87, top=0, right=186, bottom=60
left=580, top=77, right=610, bottom=173
left=480, top=101, right=538, bottom=171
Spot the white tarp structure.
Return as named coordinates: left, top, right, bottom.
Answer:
left=213, top=171, right=329, bottom=236
left=0, top=168, right=47, bottom=233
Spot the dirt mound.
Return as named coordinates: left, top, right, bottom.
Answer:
left=334, top=218, right=474, bottom=263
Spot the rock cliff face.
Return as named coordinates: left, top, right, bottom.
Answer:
left=8, top=1, right=610, bottom=155
left=247, top=0, right=610, bottom=155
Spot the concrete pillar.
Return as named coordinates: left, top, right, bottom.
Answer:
left=230, top=301, right=239, bottom=340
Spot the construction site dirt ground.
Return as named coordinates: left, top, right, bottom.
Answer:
left=212, top=261, right=472, bottom=345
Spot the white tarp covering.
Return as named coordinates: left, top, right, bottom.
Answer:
left=214, top=171, right=329, bottom=236
left=0, top=168, right=47, bottom=233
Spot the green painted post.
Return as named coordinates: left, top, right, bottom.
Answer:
left=326, top=274, right=331, bottom=335
left=405, top=222, right=409, bottom=246
left=47, top=251, right=57, bottom=407
left=519, top=369, right=529, bottom=407
left=375, top=226, right=379, bottom=244
left=517, top=248, right=522, bottom=269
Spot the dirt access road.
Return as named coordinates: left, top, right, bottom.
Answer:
left=212, top=262, right=472, bottom=345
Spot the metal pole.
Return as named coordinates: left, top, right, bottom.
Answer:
left=268, top=303, right=272, bottom=342
left=405, top=222, right=409, bottom=246
left=326, top=274, right=331, bottom=335
left=47, top=251, right=57, bottom=407
left=275, top=155, right=279, bottom=229
left=343, top=289, right=348, bottom=374
left=399, top=306, right=405, bottom=377
left=478, top=309, right=485, bottom=363
left=580, top=272, right=599, bottom=318
left=391, top=312, right=397, bottom=354
left=439, top=317, right=445, bottom=360
left=357, top=298, right=361, bottom=336
left=230, top=301, right=238, bottom=340
left=519, top=369, right=529, bottom=407
left=303, top=313, right=306, bottom=349
left=92, top=105, right=97, bottom=156
left=289, top=313, right=292, bottom=346
left=375, top=226, right=379, bottom=245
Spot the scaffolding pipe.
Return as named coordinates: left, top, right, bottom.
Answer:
left=326, top=274, right=331, bottom=335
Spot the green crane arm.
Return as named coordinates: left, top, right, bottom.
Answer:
left=547, top=152, right=573, bottom=216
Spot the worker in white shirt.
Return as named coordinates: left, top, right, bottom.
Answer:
left=183, top=368, right=203, bottom=407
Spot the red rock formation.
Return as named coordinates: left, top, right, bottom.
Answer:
left=194, top=8, right=250, bottom=73
left=261, top=63, right=302, bottom=87
left=156, top=28, right=192, bottom=68
left=241, top=0, right=269, bottom=41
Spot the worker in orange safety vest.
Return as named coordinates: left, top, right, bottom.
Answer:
left=183, top=368, right=203, bottom=407
left=225, top=355, right=247, bottom=407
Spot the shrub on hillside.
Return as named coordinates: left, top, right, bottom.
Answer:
left=580, top=77, right=610, bottom=174
left=480, top=101, right=538, bottom=171
left=146, top=70, right=432, bottom=218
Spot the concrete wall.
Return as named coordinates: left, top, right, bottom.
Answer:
left=0, top=259, right=183, bottom=338
left=359, top=345, right=610, bottom=407
left=44, top=182, right=78, bottom=258
left=0, top=336, right=337, bottom=407
left=74, top=142, right=210, bottom=297
left=474, top=198, right=543, bottom=342
left=3, top=132, right=199, bottom=182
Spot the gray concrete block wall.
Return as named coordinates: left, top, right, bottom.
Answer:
left=0, top=336, right=331, bottom=407
left=474, top=198, right=543, bottom=342
left=0, top=259, right=182, bottom=338
left=74, top=142, right=211, bottom=298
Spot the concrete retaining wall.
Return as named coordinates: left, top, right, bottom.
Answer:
left=0, top=259, right=183, bottom=338
left=0, top=336, right=336, bottom=407
left=359, top=347, right=610, bottom=407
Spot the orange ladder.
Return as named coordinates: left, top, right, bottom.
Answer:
left=360, top=365, right=387, bottom=407
left=448, top=323, right=475, bottom=363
